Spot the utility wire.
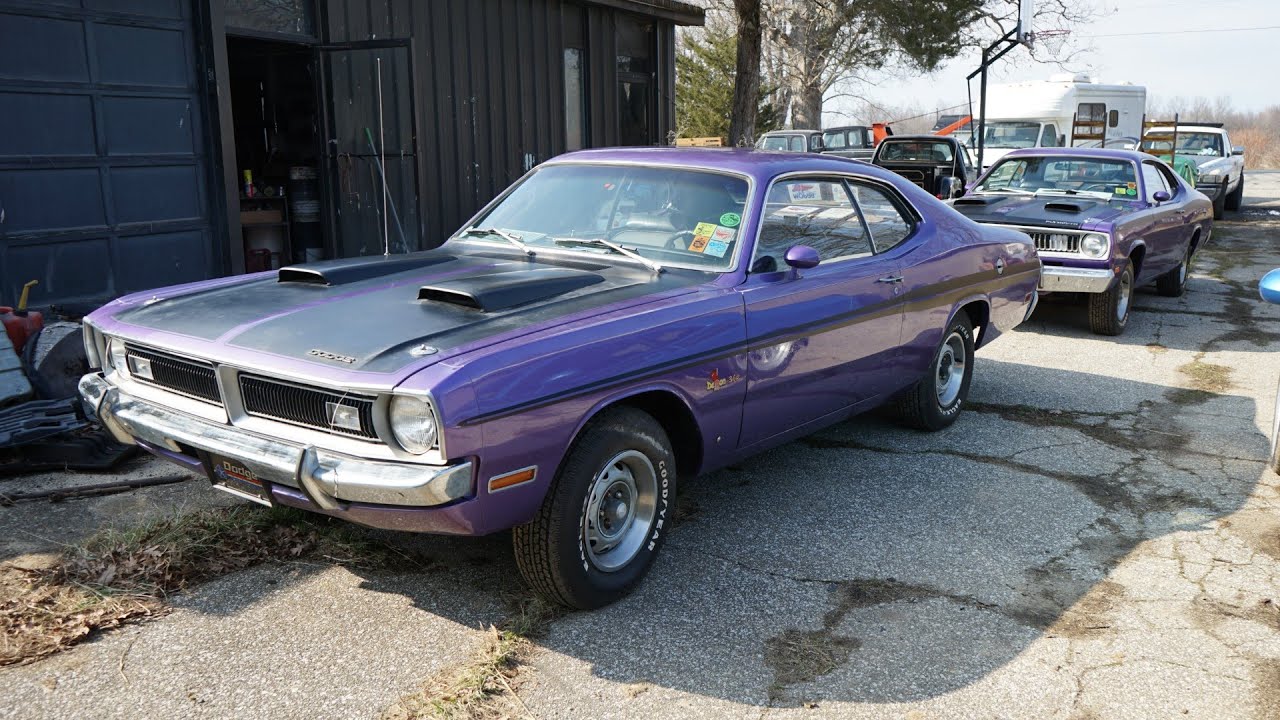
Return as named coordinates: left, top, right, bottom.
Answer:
left=1083, top=24, right=1280, bottom=38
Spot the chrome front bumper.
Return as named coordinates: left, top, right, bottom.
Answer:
left=79, top=373, right=472, bottom=509
left=1039, top=266, right=1115, bottom=294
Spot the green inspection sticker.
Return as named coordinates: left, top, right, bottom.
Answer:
left=719, top=212, right=741, bottom=227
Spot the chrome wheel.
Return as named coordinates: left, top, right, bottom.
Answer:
left=935, top=331, right=967, bottom=409
left=1178, top=258, right=1188, bottom=286
left=1116, top=270, right=1133, bottom=321
left=583, top=450, right=658, bottom=572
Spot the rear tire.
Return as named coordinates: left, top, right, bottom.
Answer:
left=1226, top=175, right=1244, bottom=211
left=894, top=312, right=974, bottom=432
left=1156, top=244, right=1191, bottom=297
left=513, top=407, right=675, bottom=610
left=1088, top=264, right=1133, bottom=336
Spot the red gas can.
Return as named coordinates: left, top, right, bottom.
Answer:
left=1, top=280, right=44, bottom=351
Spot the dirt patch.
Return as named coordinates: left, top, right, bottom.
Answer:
left=1251, top=658, right=1280, bottom=720
left=1219, top=510, right=1280, bottom=560
left=1179, top=353, right=1234, bottom=393
left=384, top=594, right=562, bottom=720
left=764, top=628, right=861, bottom=697
left=1046, top=580, right=1127, bottom=639
left=0, top=505, right=398, bottom=666
left=1146, top=342, right=1169, bottom=355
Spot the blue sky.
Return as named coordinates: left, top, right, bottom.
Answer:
left=826, top=0, right=1280, bottom=123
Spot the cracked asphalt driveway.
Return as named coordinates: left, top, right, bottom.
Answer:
left=5, top=177, right=1280, bottom=719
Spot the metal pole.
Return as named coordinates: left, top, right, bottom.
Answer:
left=376, top=56, right=389, bottom=256
left=977, top=45, right=989, bottom=172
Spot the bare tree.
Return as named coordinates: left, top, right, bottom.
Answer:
left=729, top=0, right=763, bottom=145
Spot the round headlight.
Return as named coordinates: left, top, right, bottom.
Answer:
left=1081, top=233, right=1109, bottom=259
left=389, top=395, right=438, bottom=454
left=106, top=337, right=128, bottom=373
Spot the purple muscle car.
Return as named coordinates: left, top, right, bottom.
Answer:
left=951, top=148, right=1213, bottom=335
left=78, top=148, right=1038, bottom=609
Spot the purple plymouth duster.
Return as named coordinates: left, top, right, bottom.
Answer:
left=951, top=147, right=1213, bottom=335
left=78, top=148, right=1039, bottom=608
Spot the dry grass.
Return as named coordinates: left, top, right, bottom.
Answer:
left=0, top=505, right=395, bottom=666
left=1179, top=353, right=1234, bottom=394
left=383, top=595, right=563, bottom=720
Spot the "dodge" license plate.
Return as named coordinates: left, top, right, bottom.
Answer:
left=206, top=453, right=273, bottom=507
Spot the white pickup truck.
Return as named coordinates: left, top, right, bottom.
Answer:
left=1145, top=124, right=1245, bottom=219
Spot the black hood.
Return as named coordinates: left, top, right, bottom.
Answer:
left=951, top=193, right=1134, bottom=229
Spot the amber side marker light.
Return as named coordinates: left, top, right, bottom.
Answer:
left=488, top=466, right=537, bottom=493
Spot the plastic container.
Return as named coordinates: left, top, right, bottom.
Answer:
left=0, top=307, right=43, bottom=352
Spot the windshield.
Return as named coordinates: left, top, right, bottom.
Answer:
left=983, top=121, right=1043, bottom=149
left=459, top=164, right=750, bottom=270
left=879, top=141, right=954, bottom=162
left=977, top=156, right=1139, bottom=200
left=1173, top=132, right=1224, bottom=157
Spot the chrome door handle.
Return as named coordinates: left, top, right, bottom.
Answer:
left=877, top=275, right=903, bottom=284
left=994, top=258, right=1006, bottom=275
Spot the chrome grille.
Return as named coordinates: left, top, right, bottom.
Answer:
left=239, top=374, right=378, bottom=440
left=994, top=225, right=1086, bottom=255
left=125, top=345, right=221, bottom=405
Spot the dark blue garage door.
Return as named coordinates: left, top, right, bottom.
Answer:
left=0, top=0, right=214, bottom=308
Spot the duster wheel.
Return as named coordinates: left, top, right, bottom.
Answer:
left=894, top=312, right=974, bottom=432
left=1089, top=264, right=1132, bottom=336
left=513, top=407, right=675, bottom=610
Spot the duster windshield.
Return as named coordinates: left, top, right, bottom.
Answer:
left=978, top=156, right=1138, bottom=200
left=461, top=164, right=750, bottom=270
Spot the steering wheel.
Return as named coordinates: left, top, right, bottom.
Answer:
left=666, top=230, right=695, bottom=252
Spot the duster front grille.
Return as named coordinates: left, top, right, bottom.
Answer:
left=993, top=225, right=1086, bottom=255
left=239, top=374, right=378, bottom=440
left=124, top=345, right=221, bottom=405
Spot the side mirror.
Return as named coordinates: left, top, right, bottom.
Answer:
left=1261, top=269, right=1280, bottom=304
left=937, top=176, right=963, bottom=199
left=1232, top=145, right=1245, bottom=156
left=1152, top=190, right=1171, bottom=203
left=784, top=245, right=821, bottom=270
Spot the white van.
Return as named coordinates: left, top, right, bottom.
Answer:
left=976, top=74, right=1147, bottom=169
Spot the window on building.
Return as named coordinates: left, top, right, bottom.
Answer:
left=1108, top=109, right=1120, bottom=128
left=564, top=48, right=586, bottom=151
left=616, top=14, right=654, bottom=145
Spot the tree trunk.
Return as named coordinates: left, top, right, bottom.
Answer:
left=728, top=0, right=762, bottom=146
left=790, top=82, right=823, bottom=129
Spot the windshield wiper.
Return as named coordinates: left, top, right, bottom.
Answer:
left=986, top=187, right=1036, bottom=195
left=553, top=237, right=663, bottom=273
left=459, top=227, right=534, bottom=255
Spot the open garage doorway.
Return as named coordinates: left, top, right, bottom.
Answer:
left=225, top=36, right=322, bottom=271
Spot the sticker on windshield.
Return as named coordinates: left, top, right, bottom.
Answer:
left=1127, top=187, right=1137, bottom=196
left=719, top=212, right=741, bottom=227
left=1114, top=186, right=1127, bottom=195
left=694, top=222, right=718, bottom=237
left=689, top=235, right=711, bottom=253
left=711, top=226, right=736, bottom=243
left=704, top=239, right=730, bottom=258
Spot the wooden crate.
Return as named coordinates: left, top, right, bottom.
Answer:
left=675, top=137, right=724, bottom=148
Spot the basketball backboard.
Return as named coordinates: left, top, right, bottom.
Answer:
left=1017, top=0, right=1035, bottom=46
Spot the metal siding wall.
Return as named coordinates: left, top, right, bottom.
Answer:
left=0, top=0, right=214, bottom=307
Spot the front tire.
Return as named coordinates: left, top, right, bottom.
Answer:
left=1089, top=264, right=1133, bottom=336
left=1226, top=175, right=1244, bottom=211
left=513, top=407, right=675, bottom=610
left=1212, top=191, right=1226, bottom=220
left=894, top=312, right=974, bottom=432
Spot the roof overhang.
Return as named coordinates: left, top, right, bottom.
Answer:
left=585, top=0, right=705, bottom=25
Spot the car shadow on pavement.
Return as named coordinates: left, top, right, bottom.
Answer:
left=333, top=358, right=1269, bottom=708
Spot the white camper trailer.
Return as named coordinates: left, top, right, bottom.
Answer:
left=976, top=74, right=1147, bottom=169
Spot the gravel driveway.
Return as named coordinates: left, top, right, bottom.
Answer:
left=3, top=175, right=1280, bottom=719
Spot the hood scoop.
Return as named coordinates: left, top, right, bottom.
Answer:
left=418, top=268, right=605, bottom=312
left=279, top=254, right=454, bottom=286
left=952, top=197, right=992, bottom=206
left=1044, top=201, right=1090, bottom=213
